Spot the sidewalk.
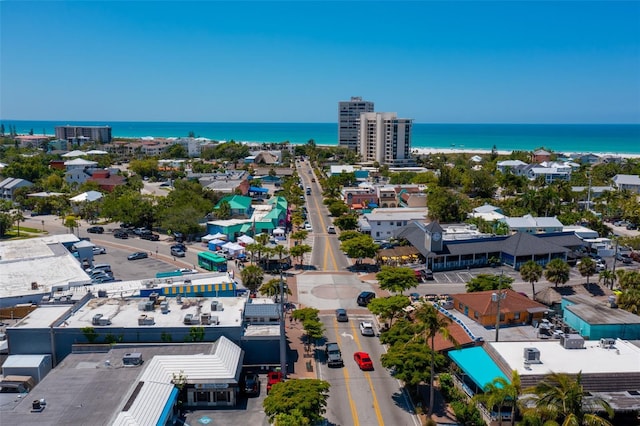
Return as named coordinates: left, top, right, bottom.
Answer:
left=284, top=272, right=318, bottom=379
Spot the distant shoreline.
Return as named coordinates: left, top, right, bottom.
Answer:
left=5, top=121, right=639, bottom=156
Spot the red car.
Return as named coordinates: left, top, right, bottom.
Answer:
left=266, top=371, right=283, bottom=394
left=353, top=352, right=374, bottom=371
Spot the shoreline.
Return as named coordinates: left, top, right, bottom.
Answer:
left=409, top=147, right=640, bottom=159
left=10, top=133, right=640, bottom=159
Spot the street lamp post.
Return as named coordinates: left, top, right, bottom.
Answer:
left=492, top=271, right=506, bottom=342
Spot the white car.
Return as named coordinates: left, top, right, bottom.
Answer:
left=92, top=246, right=107, bottom=255
left=304, top=223, right=313, bottom=232
left=175, top=268, right=198, bottom=275
left=359, top=321, right=375, bottom=336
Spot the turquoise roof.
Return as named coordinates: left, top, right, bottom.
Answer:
left=267, top=196, right=288, bottom=210
left=448, top=346, right=510, bottom=391
left=216, top=195, right=252, bottom=210
left=264, top=207, right=284, bottom=220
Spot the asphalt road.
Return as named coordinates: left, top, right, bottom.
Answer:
left=319, top=314, right=419, bottom=426
left=298, top=161, right=352, bottom=272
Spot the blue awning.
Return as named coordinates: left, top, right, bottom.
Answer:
left=249, top=186, right=268, bottom=193
left=368, top=203, right=379, bottom=208
left=157, top=387, right=179, bottom=425
left=448, top=346, right=510, bottom=391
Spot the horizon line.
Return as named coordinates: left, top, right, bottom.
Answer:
left=2, top=119, right=639, bottom=126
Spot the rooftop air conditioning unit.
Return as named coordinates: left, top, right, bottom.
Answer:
left=122, top=352, right=143, bottom=366
left=92, top=314, right=103, bottom=326
left=561, top=334, right=585, bottom=349
left=523, top=347, right=541, bottom=364
left=600, top=338, right=616, bottom=349
left=201, top=313, right=211, bottom=325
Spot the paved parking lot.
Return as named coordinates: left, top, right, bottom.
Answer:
left=183, top=376, right=270, bottom=426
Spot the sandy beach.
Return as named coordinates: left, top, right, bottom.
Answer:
left=411, top=147, right=640, bottom=159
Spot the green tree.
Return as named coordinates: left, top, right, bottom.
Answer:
left=598, top=269, right=616, bottom=290
left=340, top=234, right=378, bottom=262
left=11, top=210, right=25, bottom=236
left=327, top=200, right=349, bottom=217
left=522, top=372, right=613, bottom=426
left=617, top=289, right=640, bottom=315
left=427, top=187, right=470, bottom=222
left=263, top=379, right=330, bottom=425
left=240, top=264, right=264, bottom=294
left=381, top=341, right=433, bottom=393
left=466, top=274, right=514, bottom=292
left=519, top=261, right=543, bottom=298
left=333, top=213, right=359, bottom=230
left=290, top=230, right=308, bottom=243
left=215, top=200, right=232, bottom=220
left=337, top=230, right=361, bottom=241
left=413, top=303, right=457, bottom=418
left=376, top=266, right=418, bottom=295
left=544, top=258, right=571, bottom=288
left=259, top=278, right=292, bottom=298
left=577, top=257, right=597, bottom=285
left=128, top=158, right=159, bottom=178
left=291, top=308, right=325, bottom=346
left=289, top=244, right=311, bottom=267
left=163, top=143, right=188, bottom=159
left=367, top=295, right=411, bottom=328
left=474, top=371, right=522, bottom=426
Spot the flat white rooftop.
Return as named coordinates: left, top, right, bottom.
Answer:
left=12, top=305, right=71, bottom=328
left=62, top=296, right=246, bottom=329
left=492, top=339, right=640, bottom=377
left=0, top=235, right=89, bottom=300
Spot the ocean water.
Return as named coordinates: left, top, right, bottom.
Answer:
left=3, top=120, right=640, bottom=155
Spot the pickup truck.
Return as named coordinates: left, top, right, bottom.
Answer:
left=325, top=342, right=344, bottom=367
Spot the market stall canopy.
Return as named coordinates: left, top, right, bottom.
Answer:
left=238, top=235, right=255, bottom=244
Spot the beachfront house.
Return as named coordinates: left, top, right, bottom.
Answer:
left=612, top=174, right=640, bottom=194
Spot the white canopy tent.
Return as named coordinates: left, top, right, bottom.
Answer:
left=273, top=227, right=285, bottom=236
left=222, top=242, right=245, bottom=256
left=237, top=235, right=255, bottom=245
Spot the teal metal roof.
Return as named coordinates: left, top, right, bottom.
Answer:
left=448, top=346, right=510, bottom=391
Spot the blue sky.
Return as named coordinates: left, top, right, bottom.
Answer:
left=1, top=1, right=639, bottom=123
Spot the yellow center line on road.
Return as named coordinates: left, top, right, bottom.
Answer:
left=323, top=238, right=330, bottom=271
left=351, top=321, right=384, bottom=426
left=334, top=318, right=359, bottom=426
left=311, top=186, right=339, bottom=271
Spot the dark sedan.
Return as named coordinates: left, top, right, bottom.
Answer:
left=87, top=226, right=104, bottom=234
left=127, top=252, right=149, bottom=261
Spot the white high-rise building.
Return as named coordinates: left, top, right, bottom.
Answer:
left=338, top=96, right=374, bottom=151
left=358, top=112, right=414, bottom=166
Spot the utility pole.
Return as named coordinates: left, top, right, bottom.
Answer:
left=278, top=249, right=287, bottom=378
left=493, top=270, right=506, bottom=342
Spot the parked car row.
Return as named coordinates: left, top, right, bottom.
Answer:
left=85, top=263, right=118, bottom=284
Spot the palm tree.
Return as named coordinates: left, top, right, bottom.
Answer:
left=240, top=264, right=264, bottom=294
left=598, top=269, right=616, bottom=290
left=244, top=243, right=263, bottom=265
left=544, top=258, right=571, bottom=288
left=12, top=210, right=25, bottom=237
left=522, top=372, right=613, bottom=426
left=259, top=278, right=292, bottom=298
left=412, top=304, right=457, bottom=419
left=577, top=257, right=596, bottom=285
left=520, top=261, right=543, bottom=298
left=473, top=371, right=522, bottom=426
